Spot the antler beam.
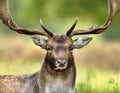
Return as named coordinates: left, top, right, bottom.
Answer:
left=68, top=0, right=120, bottom=37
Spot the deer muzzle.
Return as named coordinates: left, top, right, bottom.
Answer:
left=54, top=58, right=68, bottom=70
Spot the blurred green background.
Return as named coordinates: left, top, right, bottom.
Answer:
left=0, top=0, right=120, bottom=93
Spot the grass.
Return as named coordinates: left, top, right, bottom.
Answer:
left=76, top=67, right=120, bottom=93
left=0, top=36, right=120, bottom=93
left=0, top=61, right=120, bottom=93
left=0, top=61, right=41, bottom=75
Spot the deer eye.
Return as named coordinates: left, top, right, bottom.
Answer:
left=46, top=45, right=53, bottom=51
left=69, top=46, right=74, bottom=51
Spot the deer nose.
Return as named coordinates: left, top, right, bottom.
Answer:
left=57, top=60, right=67, bottom=67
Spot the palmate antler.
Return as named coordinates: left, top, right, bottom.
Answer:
left=66, top=0, right=120, bottom=37
left=0, top=0, right=54, bottom=37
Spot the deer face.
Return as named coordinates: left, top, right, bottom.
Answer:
left=32, top=35, right=92, bottom=70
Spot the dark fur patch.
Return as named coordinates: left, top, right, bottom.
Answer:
left=54, top=35, right=67, bottom=43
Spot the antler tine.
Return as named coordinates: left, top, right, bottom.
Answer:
left=70, top=0, right=120, bottom=37
left=0, top=0, right=49, bottom=37
left=40, top=19, right=54, bottom=37
left=66, top=17, right=78, bottom=37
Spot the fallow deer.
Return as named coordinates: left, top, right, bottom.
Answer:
left=0, top=0, right=120, bottom=93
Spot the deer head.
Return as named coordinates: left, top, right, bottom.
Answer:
left=0, top=0, right=120, bottom=71
left=32, top=34, right=92, bottom=70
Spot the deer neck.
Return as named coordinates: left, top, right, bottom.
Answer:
left=37, top=53, right=76, bottom=93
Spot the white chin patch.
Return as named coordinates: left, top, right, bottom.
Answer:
left=54, top=64, right=68, bottom=71
left=54, top=66, right=67, bottom=70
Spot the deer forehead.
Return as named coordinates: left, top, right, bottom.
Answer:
left=47, top=35, right=72, bottom=46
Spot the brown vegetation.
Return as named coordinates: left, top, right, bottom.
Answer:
left=0, top=37, right=120, bottom=70
left=74, top=42, right=120, bottom=70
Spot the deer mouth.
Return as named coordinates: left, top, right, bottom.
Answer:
left=54, top=60, right=68, bottom=70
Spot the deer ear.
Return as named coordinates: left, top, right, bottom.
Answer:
left=73, top=37, right=92, bottom=49
left=31, top=35, right=47, bottom=49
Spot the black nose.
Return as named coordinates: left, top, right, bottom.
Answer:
left=57, top=60, right=67, bottom=67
